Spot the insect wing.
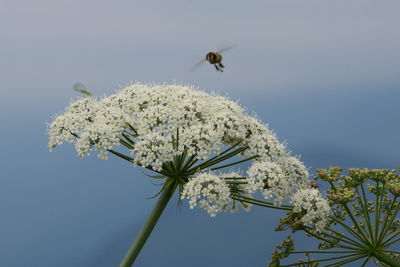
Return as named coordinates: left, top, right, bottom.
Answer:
left=217, top=45, right=237, bottom=54
left=190, top=58, right=207, bottom=72
left=73, top=82, right=92, bottom=96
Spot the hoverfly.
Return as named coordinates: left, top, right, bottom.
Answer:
left=191, top=46, right=236, bottom=72
left=73, top=82, right=92, bottom=96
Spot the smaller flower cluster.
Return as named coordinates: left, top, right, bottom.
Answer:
left=316, top=167, right=341, bottom=182
left=328, top=186, right=355, bottom=203
left=386, top=170, right=400, bottom=196
left=48, top=97, right=98, bottom=150
left=245, top=156, right=309, bottom=205
left=291, top=188, right=331, bottom=232
left=181, top=172, right=249, bottom=217
left=317, top=167, right=400, bottom=199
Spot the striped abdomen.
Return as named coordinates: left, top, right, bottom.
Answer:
left=206, top=52, right=222, bottom=64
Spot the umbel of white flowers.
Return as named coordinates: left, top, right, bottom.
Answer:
left=48, top=83, right=330, bottom=266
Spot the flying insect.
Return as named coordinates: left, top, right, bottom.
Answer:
left=192, top=46, right=236, bottom=72
left=73, top=82, right=92, bottom=96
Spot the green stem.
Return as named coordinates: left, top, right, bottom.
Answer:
left=372, top=250, right=400, bottom=267
left=343, top=204, right=373, bottom=246
left=303, top=229, right=359, bottom=250
left=210, top=155, right=258, bottom=171
left=332, top=217, right=369, bottom=246
left=235, top=194, right=293, bottom=210
left=126, top=123, right=138, bottom=136
left=358, top=186, right=374, bottom=243
left=187, top=142, right=240, bottom=171
left=290, top=250, right=357, bottom=254
left=304, top=226, right=364, bottom=248
left=360, top=257, right=370, bottom=267
left=120, top=181, right=177, bottom=267
left=232, top=195, right=292, bottom=211
left=225, top=181, right=247, bottom=184
left=120, top=135, right=135, bottom=148
left=180, top=154, right=198, bottom=171
left=383, top=235, right=400, bottom=247
left=121, top=133, right=135, bottom=145
left=329, top=182, right=372, bottom=245
left=188, top=146, right=248, bottom=174
left=325, top=226, right=365, bottom=249
left=108, top=149, right=166, bottom=176
left=383, top=250, right=400, bottom=254
left=280, top=252, right=361, bottom=267
left=378, top=199, right=400, bottom=246
left=374, top=181, right=383, bottom=244
left=324, top=254, right=366, bottom=267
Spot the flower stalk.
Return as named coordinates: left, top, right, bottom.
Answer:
left=372, top=250, right=400, bottom=267
left=120, top=180, right=177, bottom=267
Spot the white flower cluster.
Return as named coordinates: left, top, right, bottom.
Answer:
left=292, top=188, right=331, bottom=232
left=48, top=83, right=328, bottom=219
left=246, top=156, right=309, bottom=205
left=48, top=97, right=98, bottom=151
left=48, top=83, right=286, bottom=168
left=181, top=172, right=250, bottom=217
left=181, top=172, right=230, bottom=217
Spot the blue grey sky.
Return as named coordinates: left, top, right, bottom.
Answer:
left=1, top=1, right=400, bottom=266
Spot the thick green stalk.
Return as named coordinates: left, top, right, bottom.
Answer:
left=120, top=181, right=177, bottom=267
left=372, top=250, right=400, bottom=267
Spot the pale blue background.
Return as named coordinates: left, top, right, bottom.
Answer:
left=1, top=1, right=400, bottom=266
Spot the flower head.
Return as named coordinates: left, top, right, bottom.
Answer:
left=48, top=83, right=316, bottom=215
